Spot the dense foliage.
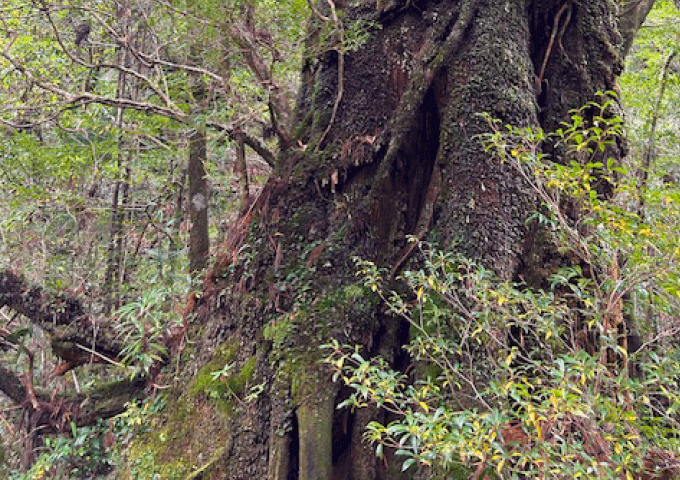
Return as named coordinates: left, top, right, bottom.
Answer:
left=327, top=96, right=680, bottom=477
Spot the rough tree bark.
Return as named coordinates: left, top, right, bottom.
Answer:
left=117, top=1, right=656, bottom=479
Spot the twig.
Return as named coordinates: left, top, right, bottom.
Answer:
left=75, top=343, right=125, bottom=368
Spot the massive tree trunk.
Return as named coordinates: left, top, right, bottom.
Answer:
left=120, top=1, right=652, bottom=479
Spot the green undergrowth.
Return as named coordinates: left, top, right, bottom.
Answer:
left=324, top=99, right=680, bottom=478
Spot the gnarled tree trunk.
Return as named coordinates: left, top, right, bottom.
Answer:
left=121, top=1, right=653, bottom=479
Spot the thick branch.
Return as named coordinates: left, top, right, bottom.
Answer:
left=618, top=0, right=657, bottom=57
left=0, top=269, right=123, bottom=367
left=207, top=119, right=276, bottom=167
left=0, top=270, right=84, bottom=327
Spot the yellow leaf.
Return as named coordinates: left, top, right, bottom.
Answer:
left=505, top=351, right=515, bottom=366
left=419, top=402, right=429, bottom=413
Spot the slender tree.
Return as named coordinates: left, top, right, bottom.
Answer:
left=188, top=45, right=210, bottom=275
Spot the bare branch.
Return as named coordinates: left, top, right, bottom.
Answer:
left=618, top=0, right=657, bottom=57
left=36, top=2, right=182, bottom=114
left=229, top=20, right=292, bottom=147
left=207, top=119, right=277, bottom=167
left=0, top=50, right=187, bottom=121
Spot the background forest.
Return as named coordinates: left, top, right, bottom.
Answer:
left=0, top=0, right=303, bottom=474
left=0, top=0, right=679, bottom=478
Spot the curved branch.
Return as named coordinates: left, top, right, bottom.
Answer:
left=207, top=119, right=277, bottom=167
left=617, top=0, right=657, bottom=57
left=0, top=272, right=148, bottom=437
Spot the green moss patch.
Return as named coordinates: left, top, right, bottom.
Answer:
left=120, top=339, right=258, bottom=478
left=121, top=396, right=229, bottom=479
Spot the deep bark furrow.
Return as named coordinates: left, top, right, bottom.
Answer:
left=371, top=0, right=479, bottom=192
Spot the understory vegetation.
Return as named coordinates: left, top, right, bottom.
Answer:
left=326, top=95, right=680, bottom=478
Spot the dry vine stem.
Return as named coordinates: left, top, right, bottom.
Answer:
left=535, top=3, right=571, bottom=95
left=315, top=0, right=345, bottom=151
